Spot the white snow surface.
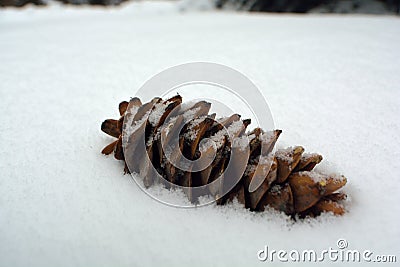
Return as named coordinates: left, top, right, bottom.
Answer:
left=1, top=2, right=400, bottom=266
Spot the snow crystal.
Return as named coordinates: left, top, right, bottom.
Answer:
left=146, top=134, right=157, bottom=147
left=260, top=131, right=276, bottom=143
left=207, top=120, right=244, bottom=150
left=209, top=129, right=226, bottom=149
left=122, top=105, right=140, bottom=132
left=183, top=115, right=207, bottom=141
left=199, top=138, right=217, bottom=153
left=227, top=120, right=243, bottom=137
left=299, top=171, right=327, bottom=184
left=244, top=154, right=274, bottom=177
left=148, top=101, right=171, bottom=126
left=232, top=136, right=249, bottom=151
left=123, top=110, right=151, bottom=144
left=244, top=162, right=257, bottom=176
left=182, top=107, right=200, bottom=122
left=297, top=171, right=346, bottom=184
left=162, top=116, right=179, bottom=136
left=269, top=184, right=283, bottom=194
left=257, top=154, right=275, bottom=174
left=275, top=147, right=295, bottom=163
left=259, top=154, right=274, bottom=166
left=184, top=129, right=197, bottom=141
left=147, top=115, right=179, bottom=147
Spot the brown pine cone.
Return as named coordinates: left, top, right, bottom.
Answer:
left=101, top=95, right=348, bottom=218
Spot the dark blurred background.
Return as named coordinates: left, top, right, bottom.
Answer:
left=218, top=0, right=400, bottom=13
left=1, top=0, right=399, bottom=14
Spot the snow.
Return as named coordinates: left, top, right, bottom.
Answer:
left=302, top=152, right=321, bottom=160
left=182, top=106, right=200, bottom=121
left=1, top=2, right=400, bottom=267
left=209, top=127, right=227, bottom=148
left=147, top=100, right=170, bottom=126
left=275, top=146, right=296, bottom=163
left=270, top=184, right=283, bottom=194
left=199, top=138, right=217, bottom=153
left=226, top=119, right=243, bottom=136
left=122, top=104, right=139, bottom=129
left=206, top=120, right=244, bottom=150
left=259, top=130, right=273, bottom=142
left=161, top=115, right=178, bottom=136
left=232, top=135, right=249, bottom=151
left=183, top=115, right=207, bottom=141
left=297, top=171, right=326, bottom=184
left=122, top=110, right=150, bottom=144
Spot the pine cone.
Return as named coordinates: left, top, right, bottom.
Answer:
left=101, top=95, right=348, bottom=218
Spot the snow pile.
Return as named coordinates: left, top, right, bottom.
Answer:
left=0, top=2, right=400, bottom=267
